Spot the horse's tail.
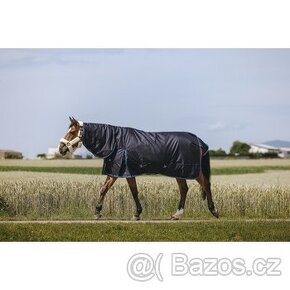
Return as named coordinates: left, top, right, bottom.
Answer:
left=201, top=150, right=211, bottom=181
left=200, top=148, right=219, bottom=218
left=199, top=144, right=210, bottom=201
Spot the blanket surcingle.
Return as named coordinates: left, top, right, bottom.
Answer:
left=82, top=123, right=208, bottom=179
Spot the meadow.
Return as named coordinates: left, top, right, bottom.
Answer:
left=1, top=158, right=290, bottom=175
left=0, top=220, right=289, bottom=241
left=0, top=171, right=290, bottom=220
left=0, top=159, right=289, bottom=241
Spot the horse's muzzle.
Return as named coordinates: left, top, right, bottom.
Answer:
left=58, top=144, right=68, bottom=156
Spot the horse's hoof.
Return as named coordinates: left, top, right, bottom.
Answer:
left=95, top=214, right=102, bottom=220
left=131, top=215, right=140, bottom=221
left=170, top=215, right=180, bottom=221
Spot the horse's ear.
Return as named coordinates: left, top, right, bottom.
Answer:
left=69, top=116, right=78, bottom=125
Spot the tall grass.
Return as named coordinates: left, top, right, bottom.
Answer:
left=1, top=165, right=290, bottom=175
left=0, top=177, right=289, bottom=220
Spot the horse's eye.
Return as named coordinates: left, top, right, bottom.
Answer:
left=70, top=126, right=77, bottom=133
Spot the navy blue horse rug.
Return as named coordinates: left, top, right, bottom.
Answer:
left=82, top=123, right=209, bottom=180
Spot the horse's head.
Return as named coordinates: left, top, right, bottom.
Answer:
left=58, top=117, right=84, bottom=156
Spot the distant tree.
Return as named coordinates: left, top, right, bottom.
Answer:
left=209, top=148, right=227, bottom=157
left=37, top=153, right=46, bottom=159
left=230, top=140, right=250, bottom=156
left=5, top=152, right=23, bottom=159
left=249, top=152, right=279, bottom=159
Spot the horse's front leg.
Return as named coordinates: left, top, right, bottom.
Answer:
left=95, top=176, right=117, bottom=219
left=171, top=178, right=188, bottom=220
left=126, top=177, right=143, bottom=221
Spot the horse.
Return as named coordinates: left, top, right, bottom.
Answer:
left=58, top=117, right=219, bottom=220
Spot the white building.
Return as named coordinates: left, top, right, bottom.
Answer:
left=249, top=143, right=290, bottom=158
left=47, top=147, right=60, bottom=159
left=46, top=147, right=83, bottom=159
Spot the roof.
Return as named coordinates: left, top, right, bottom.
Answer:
left=250, top=143, right=290, bottom=151
left=263, top=140, right=290, bottom=148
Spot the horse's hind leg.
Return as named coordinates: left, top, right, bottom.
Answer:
left=95, top=176, right=117, bottom=219
left=196, top=174, right=219, bottom=218
left=127, top=177, right=143, bottom=221
left=171, top=178, right=188, bottom=220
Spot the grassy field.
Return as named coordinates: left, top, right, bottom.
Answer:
left=1, top=159, right=290, bottom=175
left=2, top=165, right=290, bottom=175
left=0, top=171, right=289, bottom=220
left=0, top=159, right=289, bottom=241
left=0, top=220, right=289, bottom=241
left=2, top=158, right=290, bottom=168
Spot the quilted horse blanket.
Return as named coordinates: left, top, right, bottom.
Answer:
left=82, top=123, right=209, bottom=179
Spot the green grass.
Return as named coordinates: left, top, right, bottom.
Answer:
left=1, top=165, right=290, bottom=175
left=0, top=220, right=289, bottom=241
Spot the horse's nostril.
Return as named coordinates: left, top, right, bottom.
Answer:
left=59, top=146, right=65, bottom=155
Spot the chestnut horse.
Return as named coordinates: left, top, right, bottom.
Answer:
left=58, top=117, right=219, bottom=220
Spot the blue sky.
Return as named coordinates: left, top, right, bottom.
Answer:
left=0, top=49, right=290, bottom=158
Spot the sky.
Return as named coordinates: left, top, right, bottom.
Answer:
left=0, top=49, right=290, bottom=158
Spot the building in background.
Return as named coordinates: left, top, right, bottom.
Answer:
left=46, top=147, right=60, bottom=159
left=249, top=143, right=290, bottom=158
left=43, top=147, right=83, bottom=159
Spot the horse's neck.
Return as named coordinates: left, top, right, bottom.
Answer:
left=84, top=123, right=116, bottom=155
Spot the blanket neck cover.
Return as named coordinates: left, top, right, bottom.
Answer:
left=82, top=123, right=208, bottom=179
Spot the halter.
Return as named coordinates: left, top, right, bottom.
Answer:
left=59, top=121, right=84, bottom=154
